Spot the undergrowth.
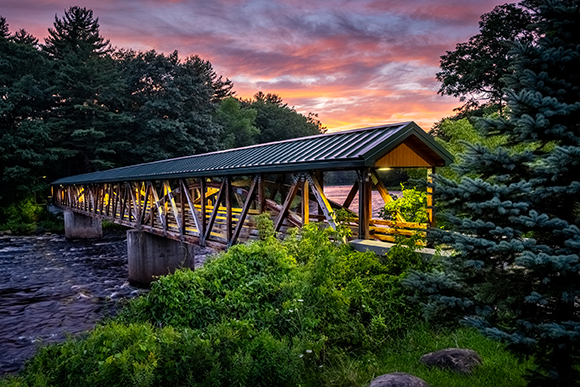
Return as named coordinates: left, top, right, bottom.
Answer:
left=0, top=216, right=530, bottom=386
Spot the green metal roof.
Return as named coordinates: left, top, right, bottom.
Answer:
left=52, top=121, right=453, bottom=185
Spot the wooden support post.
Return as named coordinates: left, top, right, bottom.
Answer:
left=230, top=176, right=259, bottom=246
left=179, top=181, right=186, bottom=236
left=95, top=185, right=100, bottom=215
left=119, top=184, right=127, bottom=222
left=139, top=183, right=150, bottom=228
left=258, top=174, right=265, bottom=213
left=305, top=172, right=337, bottom=229
left=204, top=179, right=226, bottom=242
left=274, top=175, right=301, bottom=232
left=163, top=181, right=181, bottom=235
left=358, top=169, right=371, bottom=239
left=180, top=179, right=202, bottom=236
left=200, top=179, right=207, bottom=244
left=312, top=171, right=324, bottom=216
left=302, top=178, right=309, bottom=225
left=225, top=177, right=233, bottom=245
left=112, top=184, right=118, bottom=219
left=127, top=182, right=137, bottom=222
left=83, top=186, right=88, bottom=212
left=343, top=179, right=359, bottom=210
left=105, top=184, right=113, bottom=217
left=427, top=167, right=435, bottom=227
left=149, top=182, right=166, bottom=231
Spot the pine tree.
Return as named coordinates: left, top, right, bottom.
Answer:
left=0, top=17, right=54, bottom=203
left=409, top=1, right=580, bottom=385
left=42, top=6, right=128, bottom=175
left=116, top=49, right=222, bottom=163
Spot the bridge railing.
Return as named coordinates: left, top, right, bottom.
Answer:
left=53, top=169, right=432, bottom=248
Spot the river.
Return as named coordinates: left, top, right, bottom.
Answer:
left=0, top=186, right=398, bottom=375
left=0, top=232, right=140, bottom=374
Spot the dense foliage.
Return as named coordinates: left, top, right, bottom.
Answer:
left=436, top=2, right=534, bottom=114
left=0, top=219, right=530, bottom=386
left=0, top=8, right=324, bottom=231
left=411, top=0, right=580, bottom=385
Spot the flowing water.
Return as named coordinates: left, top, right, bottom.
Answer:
left=0, top=232, right=140, bottom=374
left=0, top=186, right=397, bottom=375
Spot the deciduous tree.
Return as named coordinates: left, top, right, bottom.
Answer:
left=436, top=3, right=534, bottom=113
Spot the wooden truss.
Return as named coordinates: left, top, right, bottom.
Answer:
left=53, top=168, right=432, bottom=248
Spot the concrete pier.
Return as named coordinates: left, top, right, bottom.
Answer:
left=64, top=210, right=103, bottom=239
left=127, top=230, right=196, bottom=286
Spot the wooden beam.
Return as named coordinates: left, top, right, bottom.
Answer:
left=305, top=172, right=337, bottom=230
left=200, top=179, right=207, bottom=244
left=112, top=183, right=119, bottom=220
left=119, top=184, right=127, bottom=222
left=106, top=184, right=112, bottom=217
left=370, top=169, right=405, bottom=223
left=316, top=171, right=324, bottom=216
left=204, top=179, right=226, bottom=242
left=127, top=182, right=139, bottom=222
left=180, top=179, right=202, bottom=237
left=343, top=179, right=359, bottom=209
left=302, top=178, right=309, bottom=225
left=138, top=183, right=150, bottom=228
left=230, top=175, right=259, bottom=246
left=225, top=177, right=233, bottom=244
left=427, top=167, right=435, bottom=227
left=274, top=175, right=301, bottom=232
left=258, top=174, right=265, bottom=213
left=358, top=169, right=371, bottom=239
left=164, top=180, right=182, bottom=235
left=149, top=182, right=166, bottom=233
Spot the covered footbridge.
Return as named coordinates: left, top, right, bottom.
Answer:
left=51, top=122, right=452, bottom=283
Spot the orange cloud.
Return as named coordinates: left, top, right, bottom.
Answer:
left=1, top=0, right=506, bottom=132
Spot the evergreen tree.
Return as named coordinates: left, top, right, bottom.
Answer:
left=116, top=49, right=221, bottom=163
left=0, top=17, right=54, bottom=203
left=185, top=54, right=234, bottom=103
left=44, top=6, right=110, bottom=59
left=42, top=6, right=128, bottom=175
left=215, top=97, right=259, bottom=149
left=0, top=16, right=9, bottom=38
left=410, top=0, right=580, bottom=385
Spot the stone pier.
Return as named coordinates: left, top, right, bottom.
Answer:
left=127, top=230, right=196, bottom=286
left=64, top=210, right=103, bottom=239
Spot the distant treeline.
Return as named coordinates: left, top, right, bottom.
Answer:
left=0, top=7, right=324, bottom=212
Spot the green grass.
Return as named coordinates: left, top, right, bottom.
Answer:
left=0, top=218, right=531, bottom=387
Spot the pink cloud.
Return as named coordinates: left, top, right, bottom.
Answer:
left=1, top=0, right=507, bottom=131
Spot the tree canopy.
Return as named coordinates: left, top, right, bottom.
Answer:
left=436, top=2, right=535, bottom=114
left=412, top=1, right=580, bottom=385
left=0, top=7, right=326, bottom=224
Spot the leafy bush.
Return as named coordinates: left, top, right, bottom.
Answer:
left=379, top=184, right=427, bottom=224
left=2, top=218, right=529, bottom=386
left=0, top=198, right=43, bottom=234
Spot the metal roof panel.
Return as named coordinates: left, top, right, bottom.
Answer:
left=52, top=122, right=453, bottom=185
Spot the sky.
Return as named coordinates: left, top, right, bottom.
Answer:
left=1, top=0, right=507, bottom=132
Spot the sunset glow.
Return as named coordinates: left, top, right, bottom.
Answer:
left=1, top=0, right=507, bottom=131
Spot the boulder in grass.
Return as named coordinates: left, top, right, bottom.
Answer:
left=369, top=372, right=430, bottom=387
left=420, top=348, right=482, bottom=373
